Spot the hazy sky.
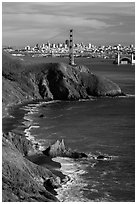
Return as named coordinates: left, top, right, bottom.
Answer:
left=2, top=2, right=135, bottom=47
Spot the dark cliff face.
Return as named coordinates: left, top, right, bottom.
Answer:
left=47, top=67, right=69, bottom=100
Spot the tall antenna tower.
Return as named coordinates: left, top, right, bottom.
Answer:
left=69, top=29, right=75, bottom=65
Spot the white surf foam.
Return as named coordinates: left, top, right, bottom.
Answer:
left=53, top=157, right=91, bottom=202
left=24, top=124, right=45, bottom=151
left=21, top=104, right=39, bottom=114
left=117, top=94, right=135, bottom=98
left=78, top=98, right=95, bottom=102
left=20, top=102, right=57, bottom=152
left=39, top=100, right=61, bottom=105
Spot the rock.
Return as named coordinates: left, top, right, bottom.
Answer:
left=43, top=140, right=65, bottom=157
left=93, top=75, right=122, bottom=97
left=43, top=140, right=88, bottom=159
left=43, top=176, right=61, bottom=196
left=42, top=146, right=51, bottom=156
left=3, top=132, right=34, bottom=156
left=38, top=77, right=53, bottom=100
left=44, top=179, right=57, bottom=195
left=34, top=143, right=39, bottom=150
left=97, top=155, right=105, bottom=160
left=44, top=176, right=61, bottom=189
left=96, top=155, right=111, bottom=160
left=70, top=152, right=88, bottom=159
left=39, top=114, right=44, bottom=118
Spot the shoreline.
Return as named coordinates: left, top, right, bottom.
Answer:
left=21, top=101, right=72, bottom=195
left=2, top=100, right=69, bottom=201
left=2, top=99, right=94, bottom=201
left=2, top=91, right=135, bottom=202
left=3, top=97, right=135, bottom=202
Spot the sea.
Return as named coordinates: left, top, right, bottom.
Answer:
left=3, top=59, right=135, bottom=202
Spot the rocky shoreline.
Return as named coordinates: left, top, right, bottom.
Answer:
left=2, top=51, right=125, bottom=201
left=2, top=106, right=89, bottom=202
left=2, top=101, right=68, bottom=201
left=2, top=131, right=63, bottom=201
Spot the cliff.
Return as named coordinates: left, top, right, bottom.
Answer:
left=2, top=51, right=123, bottom=115
left=2, top=51, right=124, bottom=202
left=2, top=132, right=61, bottom=201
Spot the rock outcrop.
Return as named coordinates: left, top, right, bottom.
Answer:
left=3, top=132, right=33, bottom=156
left=42, top=140, right=88, bottom=159
left=96, top=155, right=112, bottom=161
left=2, top=132, right=60, bottom=202
left=2, top=51, right=124, bottom=116
left=44, top=63, right=123, bottom=100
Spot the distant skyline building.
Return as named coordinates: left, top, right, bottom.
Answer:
left=25, top=45, right=31, bottom=51
left=88, top=43, right=92, bottom=49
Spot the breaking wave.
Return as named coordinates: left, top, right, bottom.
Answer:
left=53, top=157, right=91, bottom=202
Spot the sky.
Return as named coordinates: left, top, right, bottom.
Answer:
left=2, top=2, right=135, bottom=47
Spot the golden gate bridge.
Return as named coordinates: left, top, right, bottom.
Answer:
left=35, top=29, right=135, bottom=66
left=46, top=29, right=135, bottom=66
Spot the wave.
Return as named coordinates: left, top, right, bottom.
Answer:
left=22, top=116, right=33, bottom=127
left=117, top=94, right=135, bottom=98
left=53, top=157, right=91, bottom=202
left=39, top=100, right=62, bottom=107
left=50, top=114, right=63, bottom=119
left=53, top=154, right=114, bottom=201
left=78, top=98, right=95, bottom=102
left=24, top=124, right=45, bottom=151
left=23, top=109, right=44, bottom=151
left=24, top=125, right=39, bottom=137
left=21, top=106, right=39, bottom=114
left=87, top=152, right=119, bottom=161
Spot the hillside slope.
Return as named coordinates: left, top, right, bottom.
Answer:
left=2, top=132, right=60, bottom=202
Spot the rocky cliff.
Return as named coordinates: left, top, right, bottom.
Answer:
left=2, top=52, right=123, bottom=114
left=2, top=51, right=124, bottom=202
left=2, top=132, right=60, bottom=202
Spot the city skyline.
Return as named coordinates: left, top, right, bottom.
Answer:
left=2, top=2, right=135, bottom=47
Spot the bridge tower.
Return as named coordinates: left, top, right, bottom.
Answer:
left=131, top=52, right=135, bottom=65
left=117, top=46, right=120, bottom=65
left=69, top=29, right=75, bottom=65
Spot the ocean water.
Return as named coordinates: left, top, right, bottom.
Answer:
left=21, top=97, right=135, bottom=202
left=3, top=62, right=135, bottom=202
